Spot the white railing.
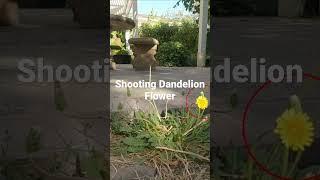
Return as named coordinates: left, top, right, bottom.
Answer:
left=110, top=0, right=137, bottom=19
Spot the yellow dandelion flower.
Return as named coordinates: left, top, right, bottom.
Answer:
left=274, top=109, right=314, bottom=151
left=196, top=92, right=208, bottom=110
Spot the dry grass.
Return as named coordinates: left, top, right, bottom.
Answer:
left=110, top=133, right=210, bottom=180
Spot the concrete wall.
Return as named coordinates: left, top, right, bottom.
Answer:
left=278, top=0, right=302, bottom=17
left=278, top=0, right=320, bottom=17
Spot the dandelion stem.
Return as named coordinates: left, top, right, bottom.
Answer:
left=247, top=157, right=253, bottom=180
left=281, top=147, right=289, bottom=176
left=183, top=118, right=206, bottom=137
left=287, top=151, right=302, bottom=177
left=200, top=109, right=205, bottom=118
left=267, top=143, right=280, bottom=165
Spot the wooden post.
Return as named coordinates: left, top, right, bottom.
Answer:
left=197, top=0, right=209, bottom=67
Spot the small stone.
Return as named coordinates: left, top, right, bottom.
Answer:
left=110, top=61, right=117, bottom=70
left=112, top=165, right=156, bottom=180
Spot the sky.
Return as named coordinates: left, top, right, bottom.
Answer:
left=137, top=0, right=191, bottom=16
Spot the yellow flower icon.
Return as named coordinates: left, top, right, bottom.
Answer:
left=275, top=108, right=314, bottom=151
left=196, top=92, right=208, bottom=110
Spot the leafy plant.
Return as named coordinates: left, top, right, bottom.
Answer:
left=82, top=149, right=106, bottom=180
left=140, top=22, right=179, bottom=44
left=175, top=0, right=203, bottom=13
left=110, top=31, right=126, bottom=55
left=26, top=127, right=42, bottom=154
left=172, top=19, right=199, bottom=54
left=111, top=31, right=125, bottom=45
left=157, top=41, right=194, bottom=67
left=122, top=136, right=150, bottom=153
left=176, top=0, right=257, bottom=16
left=175, top=0, right=211, bottom=20
left=111, top=112, right=134, bottom=136
left=126, top=87, right=131, bottom=97
left=112, top=93, right=210, bottom=162
left=140, top=18, right=200, bottom=67
left=140, top=19, right=199, bottom=53
left=116, top=49, right=130, bottom=55
left=54, top=81, right=67, bottom=112
left=0, top=130, right=11, bottom=157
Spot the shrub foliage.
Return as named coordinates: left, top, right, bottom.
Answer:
left=140, top=18, right=199, bottom=67
left=157, top=42, right=194, bottom=67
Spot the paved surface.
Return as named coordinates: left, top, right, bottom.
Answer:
left=0, top=9, right=107, bottom=158
left=212, top=17, right=320, bottom=147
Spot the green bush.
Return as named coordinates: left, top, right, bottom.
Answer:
left=156, top=42, right=195, bottom=67
left=140, top=19, right=198, bottom=54
left=140, top=22, right=179, bottom=44
left=140, top=19, right=200, bottom=67
left=172, top=20, right=199, bottom=54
